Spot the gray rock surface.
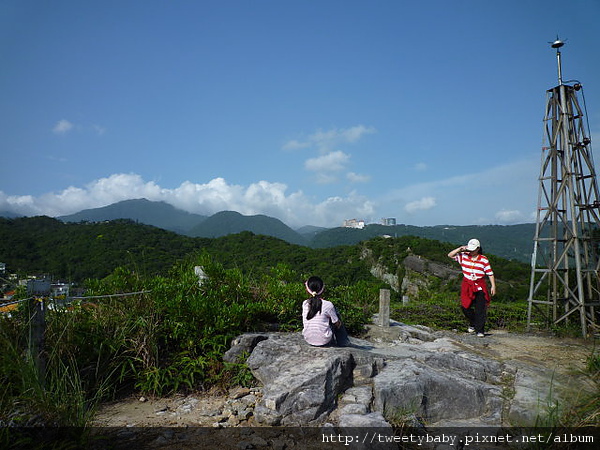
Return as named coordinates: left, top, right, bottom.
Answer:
left=246, top=334, right=354, bottom=425
left=227, top=319, right=590, bottom=431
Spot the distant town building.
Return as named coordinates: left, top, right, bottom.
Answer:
left=51, top=282, right=70, bottom=298
left=27, top=279, right=51, bottom=296
left=343, top=219, right=365, bottom=229
left=381, top=218, right=396, bottom=226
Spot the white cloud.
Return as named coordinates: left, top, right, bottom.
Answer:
left=53, top=119, right=74, bottom=134
left=314, top=173, right=339, bottom=185
left=283, top=125, right=376, bottom=153
left=305, top=151, right=350, bottom=173
left=92, top=124, right=106, bottom=136
left=0, top=157, right=543, bottom=228
left=381, top=156, right=539, bottom=225
left=347, top=172, right=370, bottom=183
left=405, top=197, right=437, bottom=214
left=0, top=173, right=374, bottom=228
left=495, top=209, right=524, bottom=223
left=414, top=162, right=427, bottom=171
left=52, top=120, right=106, bottom=136
left=285, top=125, right=375, bottom=187
left=281, top=139, right=310, bottom=151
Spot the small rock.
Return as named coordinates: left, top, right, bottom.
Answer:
left=238, top=409, right=253, bottom=420
left=230, top=387, right=252, bottom=399
left=250, top=436, right=268, bottom=447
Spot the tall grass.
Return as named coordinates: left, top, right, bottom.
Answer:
left=562, top=351, right=600, bottom=427
left=0, top=313, right=107, bottom=427
left=392, top=291, right=532, bottom=332
left=0, top=255, right=375, bottom=427
left=7, top=252, right=592, bottom=431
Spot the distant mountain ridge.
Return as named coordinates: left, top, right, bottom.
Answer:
left=0, top=211, right=22, bottom=219
left=59, top=199, right=207, bottom=235
left=9, top=198, right=535, bottom=262
left=188, top=210, right=308, bottom=246
left=311, top=223, right=536, bottom=263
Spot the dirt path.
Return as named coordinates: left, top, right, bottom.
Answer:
left=448, top=329, right=594, bottom=376
left=92, top=329, right=597, bottom=428
left=93, top=392, right=230, bottom=427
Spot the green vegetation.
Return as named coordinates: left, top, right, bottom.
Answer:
left=0, top=217, right=376, bottom=285
left=0, top=255, right=375, bottom=427
left=312, top=223, right=536, bottom=263
left=3, top=216, right=596, bottom=432
left=60, top=198, right=207, bottom=235
left=188, top=210, right=308, bottom=245
left=56, top=198, right=536, bottom=261
left=392, top=292, right=530, bottom=331
left=363, top=235, right=531, bottom=302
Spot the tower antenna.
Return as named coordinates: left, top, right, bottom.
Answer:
left=527, top=38, right=600, bottom=337
left=551, top=36, right=564, bottom=85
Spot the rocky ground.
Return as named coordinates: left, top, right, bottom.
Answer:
left=92, top=327, right=597, bottom=429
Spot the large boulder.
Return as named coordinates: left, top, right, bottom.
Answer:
left=223, top=333, right=269, bottom=363
left=245, top=333, right=355, bottom=425
left=372, top=358, right=503, bottom=425
left=227, top=324, right=590, bottom=429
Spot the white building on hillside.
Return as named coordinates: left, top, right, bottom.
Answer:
left=343, top=219, right=365, bottom=229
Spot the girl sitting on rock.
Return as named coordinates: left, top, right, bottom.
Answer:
left=302, top=276, right=350, bottom=347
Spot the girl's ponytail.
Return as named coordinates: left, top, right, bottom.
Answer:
left=305, top=276, right=325, bottom=320
left=306, top=295, right=322, bottom=320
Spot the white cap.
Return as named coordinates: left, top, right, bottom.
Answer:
left=466, top=238, right=480, bottom=251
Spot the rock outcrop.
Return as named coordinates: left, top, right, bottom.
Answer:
left=224, top=320, right=590, bottom=431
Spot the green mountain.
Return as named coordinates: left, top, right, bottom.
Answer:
left=296, top=225, right=329, bottom=240
left=59, top=198, right=206, bottom=235
left=0, top=211, right=23, bottom=219
left=0, top=217, right=368, bottom=285
left=188, top=210, right=308, bottom=246
left=41, top=199, right=535, bottom=262
left=0, top=217, right=531, bottom=299
left=311, top=223, right=536, bottom=262
left=0, top=216, right=204, bottom=281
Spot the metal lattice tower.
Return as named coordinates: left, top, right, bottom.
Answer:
left=527, top=38, right=600, bottom=337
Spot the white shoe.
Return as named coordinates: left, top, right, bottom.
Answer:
left=477, top=332, right=485, bottom=338
left=467, top=327, right=475, bottom=333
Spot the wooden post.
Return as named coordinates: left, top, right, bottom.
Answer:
left=378, top=289, right=390, bottom=327
left=29, top=298, right=46, bottom=388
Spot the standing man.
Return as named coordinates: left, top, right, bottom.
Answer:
left=448, top=239, right=496, bottom=337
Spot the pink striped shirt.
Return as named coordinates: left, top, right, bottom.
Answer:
left=302, top=298, right=339, bottom=346
left=453, top=253, right=494, bottom=281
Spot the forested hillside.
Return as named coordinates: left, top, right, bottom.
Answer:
left=60, top=198, right=207, bottom=235
left=50, top=199, right=536, bottom=262
left=0, top=217, right=201, bottom=281
left=0, top=217, right=530, bottom=295
left=0, top=217, right=372, bottom=285
left=188, top=210, right=307, bottom=245
left=312, top=223, right=535, bottom=262
left=1, top=216, right=540, bottom=430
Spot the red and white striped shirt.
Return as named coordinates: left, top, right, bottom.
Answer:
left=453, top=253, right=494, bottom=281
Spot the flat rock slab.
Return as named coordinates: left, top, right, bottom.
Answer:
left=228, top=322, right=592, bottom=429
left=246, top=333, right=354, bottom=425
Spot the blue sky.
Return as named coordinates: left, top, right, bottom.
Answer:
left=1, top=0, right=599, bottom=228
